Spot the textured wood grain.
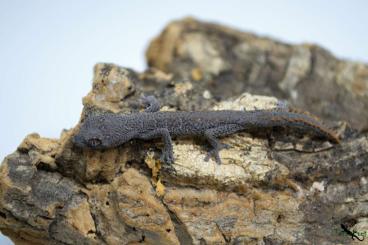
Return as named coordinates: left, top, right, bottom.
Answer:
left=147, top=17, right=368, bottom=131
left=1, top=19, right=368, bottom=244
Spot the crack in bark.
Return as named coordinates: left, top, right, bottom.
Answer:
left=161, top=201, right=194, bottom=245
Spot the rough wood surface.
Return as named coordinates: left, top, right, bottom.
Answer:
left=1, top=18, right=368, bottom=245
left=147, top=17, right=368, bottom=131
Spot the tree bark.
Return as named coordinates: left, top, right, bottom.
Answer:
left=1, top=18, right=368, bottom=245
left=146, top=17, right=368, bottom=131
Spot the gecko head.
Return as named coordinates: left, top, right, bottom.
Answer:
left=72, top=113, right=121, bottom=150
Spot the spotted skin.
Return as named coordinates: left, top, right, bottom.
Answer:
left=73, top=96, right=339, bottom=164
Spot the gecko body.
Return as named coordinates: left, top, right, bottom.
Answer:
left=73, top=96, right=339, bottom=164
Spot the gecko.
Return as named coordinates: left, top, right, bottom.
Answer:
left=72, top=95, right=340, bottom=165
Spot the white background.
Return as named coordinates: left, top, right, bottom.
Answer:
left=0, top=1, right=367, bottom=244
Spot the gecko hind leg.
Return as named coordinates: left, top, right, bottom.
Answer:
left=140, top=95, right=160, bottom=112
left=203, top=124, right=244, bottom=165
left=137, top=128, right=174, bottom=164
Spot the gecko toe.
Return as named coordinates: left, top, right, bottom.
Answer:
left=161, top=151, right=174, bottom=164
left=205, top=149, right=223, bottom=165
left=204, top=154, right=210, bottom=162
left=214, top=152, right=222, bottom=165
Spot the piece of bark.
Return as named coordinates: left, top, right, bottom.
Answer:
left=0, top=62, right=367, bottom=245
left=146, top=17, right=368, bottom=131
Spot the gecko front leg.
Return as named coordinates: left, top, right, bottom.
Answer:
left=140, top=95, right=160, bottom=112
left=204, top=124, right=244, bottom=164
left=137, top=128, right=174, bottom=164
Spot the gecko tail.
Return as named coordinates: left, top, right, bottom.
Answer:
left=246, top=108, right=341, bottom=144
left=273, top=104, right=341, bottom=144
left=287, top=111, right=341, bottom=144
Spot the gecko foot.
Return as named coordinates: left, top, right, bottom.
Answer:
left=140, top=95, right=153, bottom=105
left=204, top=143, right=230, bottom=165
left=140, top=95, right=160, bottom=112
left=160, top=150, right=174, bottom=164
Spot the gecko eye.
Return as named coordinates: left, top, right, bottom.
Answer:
left=87, top=138, right=102, bottom=147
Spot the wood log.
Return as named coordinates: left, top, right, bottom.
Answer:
left=1, top=19, right=368, bottom=244
left=147, top=17, right=368, bottom=131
